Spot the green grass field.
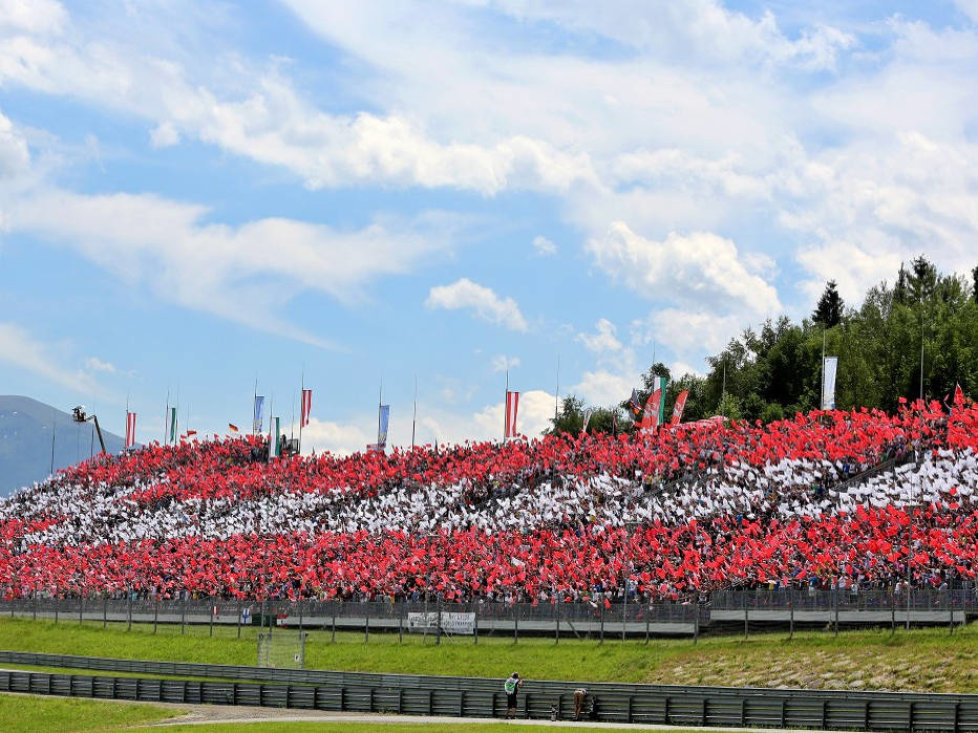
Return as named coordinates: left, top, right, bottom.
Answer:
left=0, top=693, right=179, bottom=733
left=2, top=616, right=978, bottom=692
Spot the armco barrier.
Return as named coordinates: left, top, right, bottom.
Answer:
left=3, top=651, right=978, bottom=730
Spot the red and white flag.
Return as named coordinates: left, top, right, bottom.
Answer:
left=301, top=388, right=313, bottom=427
left=504, top=390, right=520, bottom=439
left=125, top=411, right=137, bottom=448
left=671, top=390, right=690, bottom=426
left=640, top=389, right=661, bottom=431
left=954, top=383, right=966, bottom=406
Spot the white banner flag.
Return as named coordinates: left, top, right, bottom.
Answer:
left=822, top=356, right=838, bottom=410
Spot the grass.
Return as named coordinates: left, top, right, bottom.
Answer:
left=1, top=616, right=978, bottom=692
left=125, top=724, right=725, bottom=733
left=0, top=693, right=179, bottom=733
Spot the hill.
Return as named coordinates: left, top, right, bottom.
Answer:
left=0, top=396, right=125, bottom=497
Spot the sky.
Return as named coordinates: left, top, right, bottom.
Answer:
left=1, top=0, right=977, bottom=454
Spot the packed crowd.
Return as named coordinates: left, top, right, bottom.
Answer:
left=1, top=399, right=976, bottom=603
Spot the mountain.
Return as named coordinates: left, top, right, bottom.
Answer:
left=0, top=396, right=125, bottom=497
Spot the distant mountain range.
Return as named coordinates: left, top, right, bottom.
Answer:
left=0, top=396, right=125, bottom=497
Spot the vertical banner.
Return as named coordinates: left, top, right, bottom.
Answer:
left=253, top=395, right=265, bottom=434
left=670, top=390, right=690, bottom=426
left=641, top=389, right=662, bottom=431
left=505, top=390, right=520, bottom=438
left=629, top=389, right=642, bottom=416
left=821, top=356, right=838, bottom=410
left=168, top=407, right=177, bottom=444
left=581, top=407, right=594, bottom=435
left=300, top=389, right=312, bottom=427
left=125, top=412, right=137, bottom=448
left=269, top=416, right=281, bottom=458
left=378, top=404, right=390, bottom=447
left=657, top=375, right=668, bottom=426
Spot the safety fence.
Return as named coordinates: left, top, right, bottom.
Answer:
left=0, top=587, right=971, bottom=640
left=2, top=651, right=978, bottom=730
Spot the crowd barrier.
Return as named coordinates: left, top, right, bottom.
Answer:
left=2, top=651, right=978, bottom=730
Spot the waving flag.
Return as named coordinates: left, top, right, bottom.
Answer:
left=168, top=407, right=177, bottom=444
left=505, top=390, right=520, bottom=439
left=301, top=389, right=313, bottom=427
left=640, top=389, right=661, bottom=431
left=581, top=407, right=594, bottom=435
left=954, top=383, right=966, bottom=406
left=629, top=389, right=642, bottom=415
left=125, top=411, right=137, bottom=448
left=671, top=390, right=690, bottom=426
left=821, top=356, right=838, bottom=410
left=228, top=423, right=239, bottom=433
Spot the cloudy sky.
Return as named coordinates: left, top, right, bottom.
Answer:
left=1, top=0, right=977, bottom=453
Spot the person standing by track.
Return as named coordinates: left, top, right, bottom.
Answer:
left=504, top=672, right=523, bottom=719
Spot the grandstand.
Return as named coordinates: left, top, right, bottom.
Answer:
left=1, top=399, right=976, bottom=609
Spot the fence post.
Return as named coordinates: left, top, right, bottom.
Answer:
left=181, top=595, right=186, bottom=635
left=298, top=601, right=303, bottom=636
left=331, top=604, right=336, bottom=644
left=834, top=588, right=839, bottom=637
left=436, top=597, right=441, bottom=646
left=127, top=592, right=132, bottom=632
left=33, top=596, right=37, bottom=621
left=102, top=597, right=107, bottom=629
left=949, top=591, right=954, bottom=635
left=599, top=601, right=605, bottom=645
left=398, top=608, right=403, bottom=644
left=236, top=604, right=242, bottom=640
left=554, top=604, right=559, bottom=645
left=54, top=596, right=59, bottom=625
left=694, top=601, right=699, bottom=644
left=789, top=596, right=794, bottom=640
left=743, top=591, right=748, bottom=640
left=79, top=596, right=84, bottom=625
left=365, top=611, right=370, bottom=644
left=209, top=602, right=214, bottom=637
left=514, top=604, right=520, bottom=644
left=645, top=603, right=650, bottom=645
left=473, top=605, right=478, bottom=645
left=891, top=589, right=896, bottom=635
left=154, top=599, right=159, bottom=635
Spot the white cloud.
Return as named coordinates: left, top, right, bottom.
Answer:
left=532, top=235, right=557, bottom=256
left=0, top=322, right=97, bottom=393
left=292, top=417, right=373, bottom=457
left=8, top=189, right=452, bottom=344
left=150, top=121, right=180, bottom=148
left=572, top=369, right=635, bottom=408
left=0, top=109, right=30, bottom=178
left=576, top=318, right=622, bottom=354
left=425, top=278, right=528, bottom=332
left=491, top=355, right=520, bottom=373
left=0, top=0, right=66, bottom=35
left=586, top=223, right=782, bottom=317
left=84, top=356, right=116, bottom=374
left=956, top=1, right=978, bottom=24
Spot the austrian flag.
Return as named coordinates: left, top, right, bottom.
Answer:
left=125, top=411, right=136, bottom=448
left=301, top=389, right=313, bottom=428
left=505, top=390, right=519, bottom=439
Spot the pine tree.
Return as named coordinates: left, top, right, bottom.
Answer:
left=812, top=280, right=844, bottom=327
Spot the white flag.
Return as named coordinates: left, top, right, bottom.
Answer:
left=822, top=356, right=838, bottom=410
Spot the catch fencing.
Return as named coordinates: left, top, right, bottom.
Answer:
left=2, top=650, right=978, bottom=730
left=0, top=587, right=972, bottom=640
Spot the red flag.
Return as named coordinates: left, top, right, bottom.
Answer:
left=301, top=389, right=313, bottom=427
left=640, top=389, right=661, bottom=430
left=505, top=390, right=519, bottom=439
left=125, top=411, right=137, bottom=448
left=670, top=390, right=689, bottom=426
left=954, top=383, right=965, bottom=406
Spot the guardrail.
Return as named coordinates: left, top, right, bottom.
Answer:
left=2, top=652, right=978, bottom=730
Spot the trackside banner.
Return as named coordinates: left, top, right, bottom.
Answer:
left=407, top=611, right=476, bottom=635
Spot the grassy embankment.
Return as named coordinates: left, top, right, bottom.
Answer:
left=1, top=616, right=977, bottom=692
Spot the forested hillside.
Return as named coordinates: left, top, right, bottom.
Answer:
left=552, top=256, right=978, bottom=433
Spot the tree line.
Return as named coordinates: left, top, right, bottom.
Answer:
left=550, top=256, right=978, bottom=435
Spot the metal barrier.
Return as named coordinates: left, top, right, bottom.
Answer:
left=2, top=653, right=978, bottom=730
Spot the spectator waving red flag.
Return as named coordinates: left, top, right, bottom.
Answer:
left=505, top=390, right=520, bottom=439
left=671, top=390, right=690, bottom=426
left=954, top=383, right=966, bottom=406
left=125, top=411, right=137, bottom=448
left=301, top=389, right=313, bottom=427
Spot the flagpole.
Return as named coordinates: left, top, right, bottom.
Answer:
left=298, top=370, right=304, bottom=455
left=820, top=325, right=826, bottom=411
left=267, top=394, right=274, bottom=463
left=252, top=379, right=258, bottom=437
left=377, top=381, right=383, bottom=446
left=504, top=370, right=509, bottom=442
left=49, top=411, right=56, bottom=475
left=164, top=389, right=170, bottom=446
left=411, top=375, right=418, bottom=450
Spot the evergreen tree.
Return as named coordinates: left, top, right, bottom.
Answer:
left=812, top=280, right=844, bottom=327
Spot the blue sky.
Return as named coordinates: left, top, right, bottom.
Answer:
left=1, top=0, right=977, bottom=453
